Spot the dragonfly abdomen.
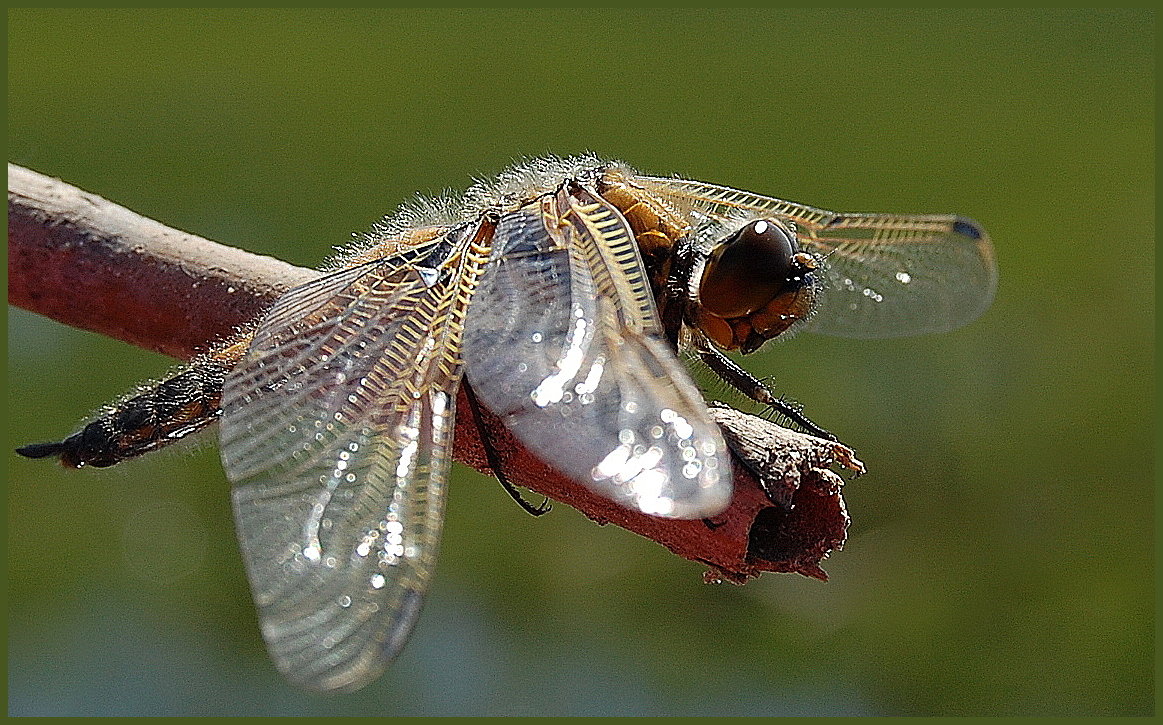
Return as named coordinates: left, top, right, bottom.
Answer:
left=17, top=361, right=230, bottom=468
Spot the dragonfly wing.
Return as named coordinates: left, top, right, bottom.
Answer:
left=463, top=184, right=731, bottom=519
left=796, top=213, right=995, bottom=338
left=639, top=176, right=997, bottom=338
left=219, top=222, right=490, bottom=692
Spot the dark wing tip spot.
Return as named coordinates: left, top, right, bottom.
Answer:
left=953, top=217, right=984, bottom=241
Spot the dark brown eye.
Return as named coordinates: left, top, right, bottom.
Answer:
left=699, top=219, right=798, bottom=319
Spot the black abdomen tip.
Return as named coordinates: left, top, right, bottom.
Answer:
left=15, top=441, right=66, bottom=460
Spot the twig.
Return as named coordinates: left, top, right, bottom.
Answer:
left=8, top=162, right=859, bottom=582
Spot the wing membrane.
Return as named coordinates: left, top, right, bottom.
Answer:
left=462, top=185, right=731, bottom=519
left=640, top=176, right=997, bottom=338
left=219, top=222, right=489, bottom=692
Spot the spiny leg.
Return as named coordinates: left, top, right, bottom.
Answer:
left=694, top=337, right=837, bottom=442
left=462, top=381, right=551, bottom=517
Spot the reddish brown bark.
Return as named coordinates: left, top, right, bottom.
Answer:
left=8, top=163, right=861, bottom=582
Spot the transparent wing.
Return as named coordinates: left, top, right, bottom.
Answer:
left=219, top=223, right=489, bottom=692
left=463, top=184, right=731, bottom=519
left=640, top=176, right=998, bottom=338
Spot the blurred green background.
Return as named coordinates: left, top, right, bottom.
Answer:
left=7, top=8, right=1153, bottom=716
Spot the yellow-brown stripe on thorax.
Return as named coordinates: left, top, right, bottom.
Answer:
left=597, top=168, right=690, bottom=299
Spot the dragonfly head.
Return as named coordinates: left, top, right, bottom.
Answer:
left=695, top=217, right=821, bottom=354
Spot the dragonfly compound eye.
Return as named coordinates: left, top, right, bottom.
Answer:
left=699, top=218, right=798, bottom=320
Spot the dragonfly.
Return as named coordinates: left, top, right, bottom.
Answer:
left=17, top=154, right=997, bottom=692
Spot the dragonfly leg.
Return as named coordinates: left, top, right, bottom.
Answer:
left=463, top=381, right=552, bottom=517
left=694, top=339, right=837, bottom=442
